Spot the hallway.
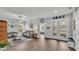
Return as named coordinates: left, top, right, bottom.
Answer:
left=7, top=39, right=71, bottom=51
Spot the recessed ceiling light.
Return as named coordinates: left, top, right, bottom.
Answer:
left=54, top=10, right=57, bottom=13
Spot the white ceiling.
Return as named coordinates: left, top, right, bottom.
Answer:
left=0, top=7, right=75, bottom=19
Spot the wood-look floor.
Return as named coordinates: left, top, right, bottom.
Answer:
left=7, top=38, right=71, bottom=51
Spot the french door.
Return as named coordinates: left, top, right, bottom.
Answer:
left=52, top=19, right=58, bottom=39
left=58, top=18, right=67, bottom=41
left=52, top=18, right=67, bottom=41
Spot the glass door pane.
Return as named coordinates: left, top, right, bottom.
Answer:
left=53, top=20, right=58, bottom=35
left=58, top=18, right=67, bottom=38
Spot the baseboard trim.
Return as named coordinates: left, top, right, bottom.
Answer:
left=45, top=37, right=67, bottom=42
left=68, top=47, right=76, bottom=51
left=33, top=37, right=67, bottom=42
